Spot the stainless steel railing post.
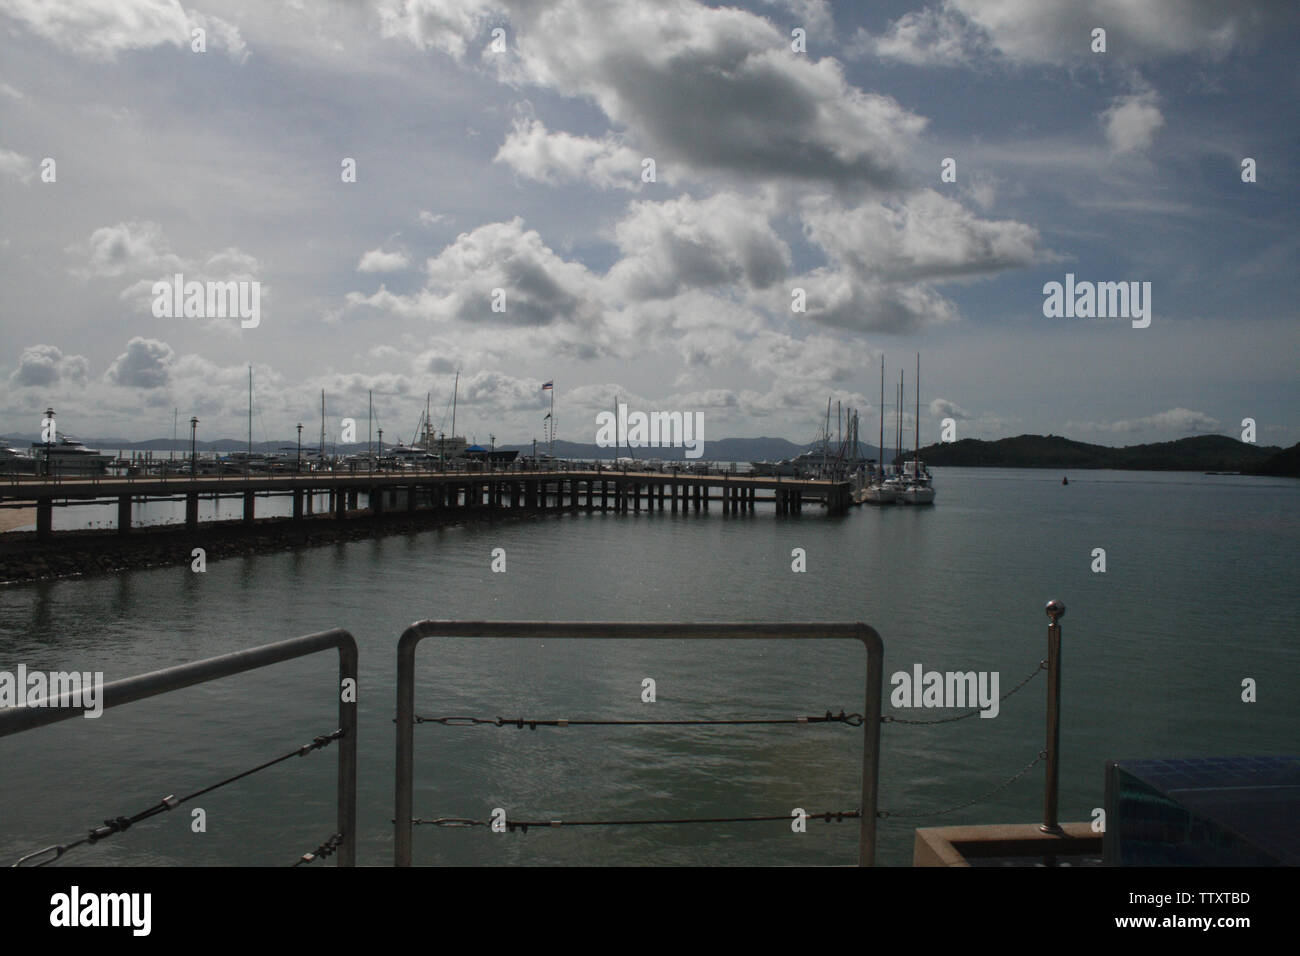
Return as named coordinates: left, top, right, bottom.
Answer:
left=394, top=621, right=883, bottom=866
left=0, top=628, right=358, bottom=865
left=1040, top=599, right=1065, bottom=835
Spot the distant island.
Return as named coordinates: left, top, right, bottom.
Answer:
left=913, top=434, right=1299, bottom=477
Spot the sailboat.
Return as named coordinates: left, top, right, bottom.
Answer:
left=899, top=353, right=936, bottom=505
left=421, top=371, right=469, bottom=464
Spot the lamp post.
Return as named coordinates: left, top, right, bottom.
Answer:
left=296, top=423, right=303, bottom=473
left=378, top=428, right=383, bottom=472
left=189, top=417, right=199, bottom=476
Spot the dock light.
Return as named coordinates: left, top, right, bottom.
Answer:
left=190, top=417, right=199, bottom=476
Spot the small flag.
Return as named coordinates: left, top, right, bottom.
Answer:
left=543, top=413, right=551, bottom=420
left=541, top=381, right=553, bottom=390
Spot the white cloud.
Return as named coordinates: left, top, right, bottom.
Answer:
left=1067, top=407, right=1221, bottom=435
left=930, top=398, right=970, bottom=420
left=357, top=248, right=411, bottom=273
left=75, top=220, right=186, bottom=278
left=374, top=0, right=493, bottom=61
left=9, top=345, right=91, bottom=388
left=1100, top=90, right=1164, bottom=155
left=106, top=337, right=174, bottom=389
left=607, top=192, right=790, bottom=300
left=494, top=117, right=646, bottom=191
left=801, top=188, right=1045, bottom=284
left=347, top=217, right=615, bottom=359
left=477, top=0, right=927, bottom=189
left=0, top=146, right=34, bottom=183
left=0, top=0, right=249, bottom=62
left=858, top=0, right=1290, bottom=68
left=850, top=6, right=985, bottom=67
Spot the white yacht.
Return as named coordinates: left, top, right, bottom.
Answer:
left=30, top=436, right=112, bottom=475
left=0, top=439, right=36, bottom=474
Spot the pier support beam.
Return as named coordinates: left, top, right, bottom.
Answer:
left=243, top=490, right=255, bottom=525
left=371, top=487, right=384, bottom=516
left=408, top=486, right=418, bottom=513
left=35, top=498, right=53, bottom=539
left=336, top=489, right=346, bottom=520
left=292, top=489, right=304, bottom=520
left=185, top=492, right=199, bottom=529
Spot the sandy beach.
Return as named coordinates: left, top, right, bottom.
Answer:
left=0, top=508, right=35, bottom=533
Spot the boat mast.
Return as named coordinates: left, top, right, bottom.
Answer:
left=914, top=353, right=921, bottom=476
left=368, top=389, right=373, bottom=460
left=320, top=390, right=325, bottom=464
left=897, top=371, right=903, bottom=473
left=247, top=365, right=253, bottom=461
left=823, top=396, right=831, bottom=475
left=451, top=370, right=459, bottom=440
left=879, top=356, right=884, bottom=479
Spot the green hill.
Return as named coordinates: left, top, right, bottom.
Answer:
left=1245, top=442, right=1300, bottom=477
left=914, top=434, right=1282, bottom=472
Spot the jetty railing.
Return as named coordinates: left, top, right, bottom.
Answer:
left=394, top=621, right=884, bottom=866
left=0, top=628, right=358, bottom=866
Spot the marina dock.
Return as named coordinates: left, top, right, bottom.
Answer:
left=1, top=467, right=855, bottom=540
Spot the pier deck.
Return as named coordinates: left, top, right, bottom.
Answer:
left=1, top=468, right=853, bottom=539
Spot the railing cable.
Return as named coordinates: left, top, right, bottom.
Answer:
left=410, top=809, right=861, bottom=831
left=413, top=709, right=863, bottom=728
left=293, top=831, right=345, bottom=866
left=11, top=729, right=344, bottom=867
left=876, top=751, right=1047, bottom=819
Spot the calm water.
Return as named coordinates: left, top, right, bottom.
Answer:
left=1, top=468, right=1297, bottom=866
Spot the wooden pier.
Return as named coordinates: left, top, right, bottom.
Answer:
left=0, top=468, right=854, bottom=540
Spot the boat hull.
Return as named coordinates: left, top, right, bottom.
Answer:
left=900, top=486, right=936, bottom=505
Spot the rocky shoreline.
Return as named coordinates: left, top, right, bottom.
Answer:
left=0, top=506, right=547, bottom=585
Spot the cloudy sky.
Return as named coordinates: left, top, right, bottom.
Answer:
left=1, top=0, right=1296, bottom=450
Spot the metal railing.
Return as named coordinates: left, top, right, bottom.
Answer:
left=394, top=621, right=884, bottom=866
left=0, top=628, right=358, bottom=866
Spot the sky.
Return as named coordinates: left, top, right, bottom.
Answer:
left=1, top=0, right=1297, bottom=451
